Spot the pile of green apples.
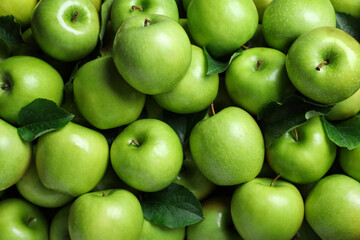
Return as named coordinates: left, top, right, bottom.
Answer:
left=1, top=0, right=360, bottom=239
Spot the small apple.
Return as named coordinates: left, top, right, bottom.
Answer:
left=49, top=204, right=71, bottom=240
left=330, top=0, right=360, bottom=18
left=139, top=218, right=185, bottom=240
left=0, top=0, right=38, bottom=27
left=252, top=0, right=273, bottom=22
left=111, top=119, right=183, bottom=192
left=31, top=0, right=100, bottom=62
left=338, top=145, right=360, bottom=182
left=68, top=189, right=144, bottom=240
left=326, top=89, right=360, bottom=121
left=0, top=56, right=64, bottom=124
left=112, top=14, right=192, bottom=95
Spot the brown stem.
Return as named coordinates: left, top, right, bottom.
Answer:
left=131, top=5, right=143, bottom=11
left=270, top=173, right=282, bottom=187
left=294, top=128, right=299, bottom=142
left=316, top=61, right=328, bottom=71
left=210, top=102, right=216, bottom=116
left=102, top=191, right=106, bottom=196
left=71, top=11, right=79, bottom=22
left=256, top=60, right=263, bottom=71
left=144, top=18, right=150, bottom=27
left=130, top=140, right=141, bottom=147
left=1, top=82, right=10, bottom=91
left=26, top=217, right=36, bottom=226
left=241, top=45, right=249, bottom=50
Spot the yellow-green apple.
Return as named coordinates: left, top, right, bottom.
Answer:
left=326, top=89, right=360, bottom=121
left=338, top=145, right=360, bottom=182
left=0, top=0, right=38, bottom=27
left=330, top=0, right=360, bottom=18
left=139, top=218, right=185, bottom=240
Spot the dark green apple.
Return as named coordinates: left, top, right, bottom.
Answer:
left=139, top=218, right=185, bottom=240
left=113, top=14, right=192, bottom=95
left=182, top=0, right=191, bottom=11
left=49, top=204, right=71, bottom=240
left=338, top=145, right=360, bottom=182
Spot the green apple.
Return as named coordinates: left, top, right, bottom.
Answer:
left=36, top=122, right=109, bottom=196
left=338, top=145, right=360, bottom=182
left=305, top=174, right=360, bottom=239
left=225, top=47, right=296, bottom=115
left=0, top=119, right=32, bottom=191
left=153, top=45, right=219, bottom=114
left=111, top=119, right=183, bottom=192
left=68, top=189, right=143, bottom=240
left=139, top=218, right=185, bottom=240
left=187, top=0, right=258, bottom=58
left=49, top=204, right=71, bottom=240
left=330, top=0, right=360, bottom=18
left=0, top=0, right=38, bottom=27
left=266, top=116, right=337, bottom=184
left=326, top=89, right=360, bottom=121
left=187, top=196, right=243, bottom=240
left=262, top=0, right=336, bottom=52
left=111, top=0, right=179, bottom=32
left=31, top=0, right=100, bottom=62
left=189, top=107, right=264, bottom=186
left=286, top=27, right=360, bottom=104
left=73, top=56, right=146, bottom=129
left=182, top=0, right=191, bottom=11
left=178, top=18, right=194, bottom=44
left=90, top=0, right=102, bottom=12
left=252, top=0, right=273, bottom=22
left=112, top=14, right=191, bottom=95
left=231, top=177, right=304, bottom=240
left=0, top=56, right=64, bottom=123
left=0, top=198, right=48, bottom=240
left=16, top=159, right=74, bottom=208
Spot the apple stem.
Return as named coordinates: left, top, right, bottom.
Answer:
left=144, top=18, right=150, bottom=27
left=131, top=5, right=143, bottom=11
left=210, top=102, right=216, bottom=116
left=130, top=139, right=141, bottom=147
left=102, top=191, right=106, bottom=196
left=270, top=173, right=282, bottom=187
left=256, top=60, right=263, bottom=71
left=316, top=61, right=328, bottom=71
left=1, top=82, right=10, bottom=91
left=71, top=11, right=79, bottom=22
left=294, top=128, right=299, bottom=142
left=241, top=45, right=249, bottom=50
left=26, top=217, right=36, bottom=226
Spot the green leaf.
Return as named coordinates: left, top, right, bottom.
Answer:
left=321, top=114, right=360, bottom=150
left=0, top=15, right=23, bottom=50
left=17, top=99, right=74, bottom=142
left=204, top=47, right=243, bottom=75
left=258, top=95, right=332, bottom=148
left=141, top=183, right=204, bottom=229
left=336, top=12, right=360, bottom=42
left=99, top=0, right=114, bottom=42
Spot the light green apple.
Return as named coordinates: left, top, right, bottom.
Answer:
left=0, top=198, right=48, bottom=240
left=68, top=189, right=144, bottom=240
left=0, top=119, right=32, bottom=191
left=252, top=0, right=273, bottom=22
left=111, top=119, right=183, bottom=192
left=139, top=218, right=185, bottom=240
left=73, top=56, right=146, bottom=129
left=31, top=0, right=100, bottom=62
left=286, top=27, right=360, bottom=104
left=0, top=56, right=64, bottom=123
left=187, top=0, right=258, bottom=58
left=189, top=107, right=265, bottom=186
left=187, top=196, right=243, bottom=240
left=111, top=0, right=179, bottom=33
left=330, top=0, right=360, bottom=18
left=153, top=45, right=219, bottom=114
left=0, top=0, right=38, bottom=27
left=90, top=0, right=102, bottom=12
left=305, top=174, right=360, bottom=240
left=266, top=117, right=337, bottom=184
left=113, top=14, right=192, bottom=95
left=36, top=122, right=109, bottom=196
left=16, top=159, right=74, bottom=208
left=338, top=145, right=360, bottom=182
left=326, top=89, right=360, bottom=121
left=178, top=18, right=194, bottom=44
left=231, top=177, right=304, bottom=240
left=49, top=204, right=71, bottom=240
left=262, top=0, right=336, bottom=52
left=225, top=47, right=296, bottom=115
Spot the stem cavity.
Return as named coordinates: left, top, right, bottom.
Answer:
left=130, top=140, right=141, bottom=147
left=270, top=173, right=282, bottom=187
left=144, top=18, right=150, bottom=27
left=316, top=60, right=328, bottom=71
left=1, top=81, right=10, bottom=91
left=71, top=11, right=79, bottom=22
left=131, top=5, right=143, bottom=11
left=26, top=217, right=36, bottom=226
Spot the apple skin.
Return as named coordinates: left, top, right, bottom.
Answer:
left=31, top=0, right=100, bottom=62
left=266, top=116, right=337, bottom=184
left=189, top=107, right=265, bottom=186
left=0, top=56, right=64, bottom=124
left=139, top=218, right=185, bottom=240
left=111, top=119, right=183, bottom=192
left=68, top=189, right=144, bottom=240
left=225, top=47, right=296, bottom=116
left=187, top=196, right=243, bottom=240
left=73, top=56, right=146, bottom=129
left=187, top=0, right=258, bottom=58
left=0, top=119, right=32, bottom=191
left=305, top=174, right=360, bottom=240
left=262, top=0, right=336, bottom=53
left=113, top=14, right=191, bottom=95
left=231, top=178, right=304, bottom=240
left=0, top=198, right=49, bottom=240
left=111, top=0, right=179, bottom=33
left=338, top=145, right=360, bottom=182
left=36, top=122, right=109, bottom=196
left=153, top=45, right=219, bottom=114
left=90, top=0, right=102, bottom=12
left=330, top=0, right=360, bottom=18
left=252, top=0, right=273, bottom=22
left=0, top=0, right=38, bottom=27
left=49, top=204, right=71, bottom=240
left=326, top=89, right=360, bottom=121
left=286, top=27, right=360, bottom=104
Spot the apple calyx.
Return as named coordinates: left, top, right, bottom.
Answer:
left=130, top=139, right=141, bottom=147
left=270, top=173, right=282, bottom=187
left=256, top=60, right=263, bottom=71
left=0, top=81, right=10, bottom=92
left=71, top=11, right=79, bottom=23
left=144, top=18, right=150, bottom=27
left=131, top=5, right=143, bottom=11
left=26, top=217, right=36, bottom=226
left=316, top=60, right=328, bottom=71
